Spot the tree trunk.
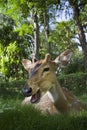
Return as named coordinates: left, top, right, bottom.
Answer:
left=69, top=1, right=87, bottom=84
left=33, top=13, right=40, bottom=59
left=43, top=10, right=51, bottom=54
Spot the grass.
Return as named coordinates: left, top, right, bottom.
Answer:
left=0, top=105, right=87, bottom=130
left=79, top=94, right=87, bottom=104
left=0, top=80, right=87, bottom=130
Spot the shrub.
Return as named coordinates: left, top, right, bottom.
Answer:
left=58, top=72, right=87, bottom=95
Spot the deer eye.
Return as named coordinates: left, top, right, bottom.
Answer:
left=43, top=67, right=50, bottom=72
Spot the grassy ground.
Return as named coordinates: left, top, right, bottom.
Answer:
left=0, top=105, right=87, bottom=130
left=0, top=80, right=87, bottom=130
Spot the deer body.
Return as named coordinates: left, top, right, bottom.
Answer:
left=22, top=49, right=83, bottom=114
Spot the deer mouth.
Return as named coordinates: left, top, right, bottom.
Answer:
left=30, top=89, right=41, bottom=103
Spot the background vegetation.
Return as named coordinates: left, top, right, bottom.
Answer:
left=0, top=0, right=87, bottom=130
left=0, top=0, right=87, bottom=81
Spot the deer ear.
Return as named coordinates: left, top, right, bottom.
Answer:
left=22, top=59, right=32, bottom=71
left=54, top=49, right=73, bottom=68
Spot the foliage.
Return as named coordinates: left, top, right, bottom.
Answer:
left=0, top=0, right=87, bottom=81
left=49, top=20, right=77, bottom=53
left=61, top=49, right=84, bottom=74
left=0, top=13, right=33, bottom=81
left=58, top=72, right=87, bottom=95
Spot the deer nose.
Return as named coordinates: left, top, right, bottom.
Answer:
left=22, top=84, right=32, bottom=97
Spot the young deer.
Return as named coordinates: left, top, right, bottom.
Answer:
left=22, top=49, right=83, bottom=114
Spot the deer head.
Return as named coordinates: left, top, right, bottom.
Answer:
left=22, top=49, right=73, bottom=103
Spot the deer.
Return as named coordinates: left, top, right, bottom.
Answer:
left=22, top=49, right=83, bottom=114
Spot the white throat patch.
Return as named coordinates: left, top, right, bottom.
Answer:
left=47, top=85, right=58, bottom=103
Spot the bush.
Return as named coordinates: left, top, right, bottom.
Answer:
left=58, top=72, right=87, bottom=95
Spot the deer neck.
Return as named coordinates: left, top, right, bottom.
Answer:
left=47, top=81, right=70, bottom=112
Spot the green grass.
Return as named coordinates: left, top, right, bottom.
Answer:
left=79, top=94, right=87, bottom=103
left=0, top=105, right=87, bottom=130
left=0, top=80, right=87, bottom=130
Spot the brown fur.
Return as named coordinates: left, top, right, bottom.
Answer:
left=22, top=49, right=83, bottom=114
